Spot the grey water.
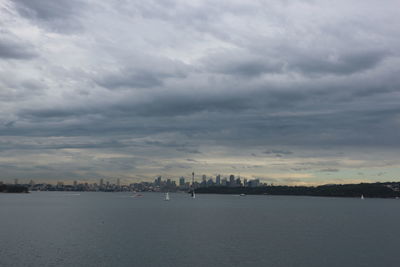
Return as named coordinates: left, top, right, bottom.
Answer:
left=0, top=192, right=399, bottom=267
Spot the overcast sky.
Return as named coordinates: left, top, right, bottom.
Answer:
left=0, top=0, right=399, bottom=185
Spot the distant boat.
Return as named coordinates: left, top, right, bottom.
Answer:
left=240, top=193, right=246, bottom=197
left=191, top=190, right=195, bottom=199
left=165, top=192, right=170, bottom=201
left=361, top=194, right=364, bottom=200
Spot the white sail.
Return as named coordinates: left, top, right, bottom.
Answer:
left=361, top=194, right=364, bottom=199
left=165, top=192, right=170, bottom=201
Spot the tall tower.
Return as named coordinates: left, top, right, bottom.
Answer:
left=191, top=172, right=195, bottom=198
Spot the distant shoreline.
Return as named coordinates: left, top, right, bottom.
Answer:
left=0, top=184, right=29, bottom=193
left=2, top=182, right=400, bottom=199
left=192, top=182, right=400, bottom=198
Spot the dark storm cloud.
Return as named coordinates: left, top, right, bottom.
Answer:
left=285, top=47, right=390, bottom=76
left=0, top=31, right=36, bottom=59
left=1, top=0, right=400, bottom=181
left=97, top=70, right=165, bottom=89
left=95, top=57, right=188, bottom=90
left=203, top=50, right=283, bottom=77
left=8, top=95, right=400, bottom=149
left=176, top=148, right=200, bottom=154
left=0, top=137, right=126, bottom=151
left=12, top=0, right=85, bottom=32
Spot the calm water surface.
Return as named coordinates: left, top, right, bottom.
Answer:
left=0, top=192, right=399, bottom=267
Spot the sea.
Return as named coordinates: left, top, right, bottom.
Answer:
left=0, top=192, right=399, bottom=267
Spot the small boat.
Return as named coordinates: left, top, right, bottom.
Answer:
left=165, top=192, right=170, bottom=201
left=361, top=194, right=364, bottom=200
left=240, top=193, right=246, bottom=196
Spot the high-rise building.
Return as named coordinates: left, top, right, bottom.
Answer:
left=235, top=177, right=242, bottom=187
left=155, top=176, right=162, bottom=186
left=200, top=174, right=207, bottom=187
left=117, top=178, right=120, bottom=187
left=229, top=175, right=235, bottom=187
left=248, top=179, right=260, bottom=187
left=14, top=178, right=18, bottom=185
left=221, top=178, right=227, bottom=186
left=100, top=178, right=104, bottom=187
left=179, top=177, right=185, bottom=186
left=216, top=174, right=221, bottom=185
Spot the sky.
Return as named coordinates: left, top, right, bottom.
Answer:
left=0, top=0, right=400, bottom=185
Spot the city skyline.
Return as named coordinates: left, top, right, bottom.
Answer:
left=7, top=174, right=262, bottom=191
left=1, top=0, right=400, bottom=185
left=1, top=173, right=259, bottom=186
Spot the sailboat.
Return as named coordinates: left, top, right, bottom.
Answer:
left=361, top=194, right=364, bottom=200
left=165, top=192, right=170, bottom=201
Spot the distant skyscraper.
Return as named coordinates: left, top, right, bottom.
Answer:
left=117, top=178, right=120, bottom=187
left=229, top=175, right=235, bottom=186
left=100, top=178, right=104, bottom=187
left=235, top=177, right=242, bottom=186
left=201, top=174, right=207, bottom=187
left=249, top=179, right=260, bottom=187
left=179, top=177, right=185, bottom=186
left=191, top=172, right=195, bottom=198
left=221, top=178, right=227, bottom=186
left=156, top=176, right=162, bottom=186
left=14, top=178, right=18, bottom=185
left=216, top=175, right=221, bottom=185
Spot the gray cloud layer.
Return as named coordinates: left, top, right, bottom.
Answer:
left=0, top=0, right=399, bottom=183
